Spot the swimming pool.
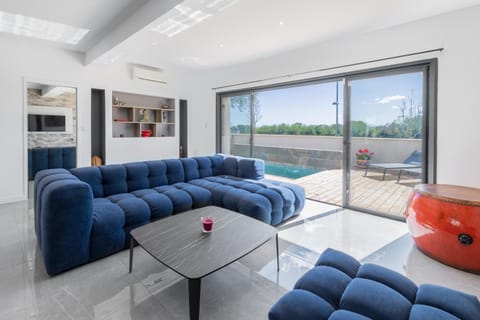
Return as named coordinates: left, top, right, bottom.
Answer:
left=265, top=162, right=320, bottom=179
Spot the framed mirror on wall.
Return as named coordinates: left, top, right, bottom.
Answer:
left=25, top=81, right=78, bottom=195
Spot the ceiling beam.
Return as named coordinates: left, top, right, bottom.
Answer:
left=84, top=0, right=183, bottom=65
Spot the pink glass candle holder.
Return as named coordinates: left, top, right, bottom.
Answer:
left=201, top=217, right=213, bottom=233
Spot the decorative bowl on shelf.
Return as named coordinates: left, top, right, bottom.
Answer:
left=141, top=130, right=152, bottom=137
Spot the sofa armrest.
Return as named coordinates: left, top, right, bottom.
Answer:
left=238, top=158, right=265, bottom=180
left=40, top=179, right=93, bottom=275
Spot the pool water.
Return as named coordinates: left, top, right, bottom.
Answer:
left=265, top=162, right=319, bottom=179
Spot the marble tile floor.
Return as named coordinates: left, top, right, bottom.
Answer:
left=279, top=209, right=410, bottom=261
left=0, top=198, right=288, bottom=320
left=278, top=199, right=340, bottom=229
left=273, top=209, right=480, bottom=298
left=1, top=197, right=479, bottom=320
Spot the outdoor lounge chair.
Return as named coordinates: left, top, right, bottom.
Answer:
left=364, top=150, right=422, bottom=181
left=397, top=167, right=422, bottom=183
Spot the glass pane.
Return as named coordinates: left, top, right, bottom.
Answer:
left=221, top=94, right=252, bottom=156
left=348, top=71, right=424, bottom=217
left=253, top=81, right=344, bottom=206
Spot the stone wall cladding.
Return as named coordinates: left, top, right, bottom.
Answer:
left=27, top=88, right=76, bottom=148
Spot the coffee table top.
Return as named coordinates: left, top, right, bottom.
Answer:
left=130, top=206, right=277, bottom=280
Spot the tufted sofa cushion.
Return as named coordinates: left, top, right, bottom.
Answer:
left=29, top=147, right=77, bottom=180
left=70, top=156, right=294, bottom=226
left=125, top=162, right=150, bottom=191
left=187, top=176, right=303, bottom=225
left=269, top=248, right=480, bottom=320
left=238, top=158, right=265, bottom=179
left=35, top=155, right=305, bottom=275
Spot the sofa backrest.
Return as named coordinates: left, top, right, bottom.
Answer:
left=70, top=155, right=235, bottom=197
left=29, top=146, right=76, bottom=180
left=220, top=154, right=265, bottom=180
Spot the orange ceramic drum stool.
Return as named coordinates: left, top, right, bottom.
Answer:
left=406, top=184, right=480, bottom=273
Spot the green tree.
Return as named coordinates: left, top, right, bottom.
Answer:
left=351, top=121, right=368, bottom=137
left=396, top=90, right=422, bottom=138
left=230, top=94, right=262, bottom=128
left=230, top=88, right=421, bottom=139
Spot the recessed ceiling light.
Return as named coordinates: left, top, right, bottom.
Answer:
left=0, top=10, right=89, bottom=45
left=219, top=43, right=224, bottom=48
left=279, top=21, right=285, bottom=26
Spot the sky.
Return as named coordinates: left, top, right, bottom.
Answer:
left=228, top=71, right=423, bottom=128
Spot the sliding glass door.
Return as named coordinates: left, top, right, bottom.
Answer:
left=218, top=61, right=436, bottom=219
left=220, top=81, right=344, bottom=205
left=220, top=93, right=252, bottom=157
left=344, top=68, right=428, bottom=218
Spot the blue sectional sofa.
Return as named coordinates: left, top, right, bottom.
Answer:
left=34, top=155, right=305, bottom=275
left=269, top=248, right=480, bottom=320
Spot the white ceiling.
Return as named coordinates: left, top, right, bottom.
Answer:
left=1, top=0, right=480, bottom=69
left=0, top=0, right=148, bottom=50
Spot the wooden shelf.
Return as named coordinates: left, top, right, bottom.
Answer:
left=113, top=104, right=175, bottom=111
left=112, top=91, right=175, bottom=138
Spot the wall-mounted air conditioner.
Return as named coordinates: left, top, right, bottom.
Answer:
left=132, top=64, right=167, bottom=84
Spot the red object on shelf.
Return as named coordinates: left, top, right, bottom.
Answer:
left=141, top=130, right=152, bottom=137
left=406, top=184, right=480, bottom=273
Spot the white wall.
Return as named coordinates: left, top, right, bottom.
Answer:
left=0, top=34, right=188, bottom=203
left=3, top=6, right=480, bottom=203
left=187, top=6, right=480, bottom=188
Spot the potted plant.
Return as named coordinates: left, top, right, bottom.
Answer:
left=355, top=149, right=374, bottom=168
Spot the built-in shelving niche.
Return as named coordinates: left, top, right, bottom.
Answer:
left=112, top=91, right=175, bottom=138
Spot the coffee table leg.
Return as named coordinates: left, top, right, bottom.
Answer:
left=129, top=236, right=136, bottom=274
left=276, top=233, right=280, bottom=272
left=188, top=278, right=201, bottom=320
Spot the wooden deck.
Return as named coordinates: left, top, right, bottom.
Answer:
left=271, top=169, right=421, bottom=218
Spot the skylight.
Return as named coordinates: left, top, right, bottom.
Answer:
left=151, top=4, right=212, bottom=37
left=150, top=0, right=239, bottom=37
left=0, top=10, right=89, bottom=45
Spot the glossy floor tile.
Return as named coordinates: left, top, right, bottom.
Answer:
left=257, top=242, right=320, bottom=290
left=0, top=197, right=478, bottom=320
left=362, top=234, right=480, bottom=297
left=279, top=209, right=409, bottom=260
left=279, top=199, right=340, bottom=228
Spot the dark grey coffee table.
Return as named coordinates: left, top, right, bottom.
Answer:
left=129, top=206, right=279, bottom=320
